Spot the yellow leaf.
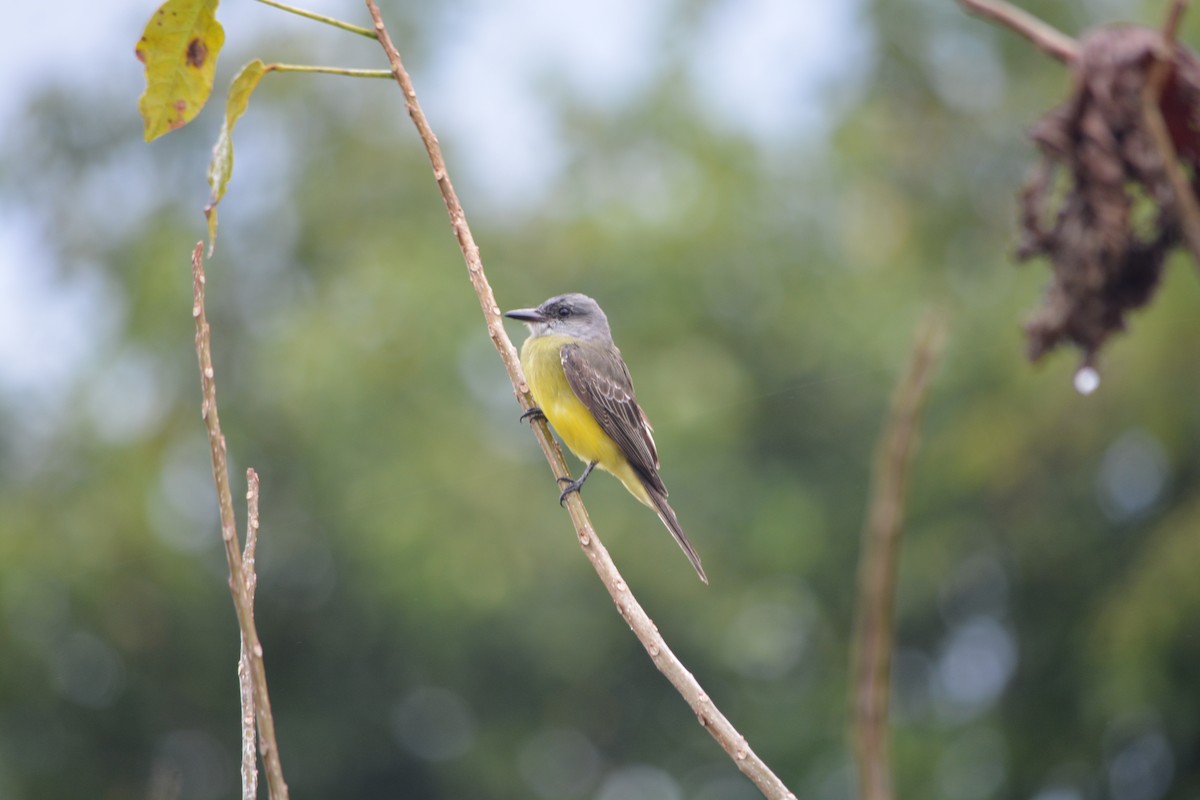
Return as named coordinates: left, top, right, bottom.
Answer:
left=205, top=60, right=268, bottom=254
left=136, top=0, right=225, bottom=142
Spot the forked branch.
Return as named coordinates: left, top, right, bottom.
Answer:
left=191, top=243, right=289, bottom=800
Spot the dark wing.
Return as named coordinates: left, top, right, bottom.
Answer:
left=560, top=342, right=666, bottom=495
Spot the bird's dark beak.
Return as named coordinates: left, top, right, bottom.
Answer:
left=503, top=307, right=545, bottom=323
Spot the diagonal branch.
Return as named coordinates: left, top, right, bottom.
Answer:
left=362, top=3, right=796, bottom=797
left=957, top=0, right=1078, bottom=63
left=191, top=243, right=289, bottom=800
left=851, top=312, right=946, bottom=800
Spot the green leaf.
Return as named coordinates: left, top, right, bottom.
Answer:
left=135, top=0, right=225, bottom=142
left=204, top=59, right=268, bottom=254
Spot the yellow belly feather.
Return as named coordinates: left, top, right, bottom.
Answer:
left=520, top=335, right=651, bottom=507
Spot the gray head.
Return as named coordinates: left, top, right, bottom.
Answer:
left=504, top=293, right=613, bottom=342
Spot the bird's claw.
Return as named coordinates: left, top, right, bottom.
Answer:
left=557, top=476, right=586, bottom=506
left=519, top=406, right=546, bottom=424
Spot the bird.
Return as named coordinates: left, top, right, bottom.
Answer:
left=504, top=293, right=707, bottom=583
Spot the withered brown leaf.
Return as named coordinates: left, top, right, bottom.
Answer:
left=1018, top=26, right=1200, bottom=361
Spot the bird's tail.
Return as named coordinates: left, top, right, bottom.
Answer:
left=645, top=485, right=708, bottom=585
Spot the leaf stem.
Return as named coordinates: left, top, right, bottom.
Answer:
left=268, top=63, right=392, bottom=78
left=254, top=0, right=378, bottom=39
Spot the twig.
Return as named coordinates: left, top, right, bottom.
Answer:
left=1162, top=0, right=1191, bottom=42
left=957, top=0, right=1079, bottom=63
left=254, top=0, right=378, bottom=39
left=362, top=3, right=797, bottom=797
left=850, top=312, right=946, bottom=800
left=1142, top=0, right=1200, bottom=264
left=191, top=243, right=289, bottom=800
left=239, top=469, right=262, bottom=800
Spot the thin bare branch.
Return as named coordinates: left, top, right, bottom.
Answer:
left=362, top=4, right=796, bottom=797
left=957, top=0, right=1078, bottom=63
left=1143, top=1, right=1200, bottom=266
left=851, top=312, right=947, bottom=800
left=191, top=243, right=289, bottom=800
left=239, top=469, right=262, bottom=800
left=254, top=0, right=378, bottom=39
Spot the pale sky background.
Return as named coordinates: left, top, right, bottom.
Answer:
left=0, top=0, right=868, bottom=418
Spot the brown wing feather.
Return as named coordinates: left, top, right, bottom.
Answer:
left=560, top=342, right=666, bottom=495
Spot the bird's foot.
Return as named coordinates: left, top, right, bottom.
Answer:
left=557, top=476, right=584, bottom=506
left=519, top=406, right=546, bottom=424
left=557, top=461, right=597, bottom=506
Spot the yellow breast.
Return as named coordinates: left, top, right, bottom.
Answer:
left=519, top=336, right=628, bottom=473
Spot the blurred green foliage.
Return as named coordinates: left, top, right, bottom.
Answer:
left=1, top=1, right=1199, bottom=799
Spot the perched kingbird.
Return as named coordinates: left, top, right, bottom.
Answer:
left=504, top=293, right=708, bottom=584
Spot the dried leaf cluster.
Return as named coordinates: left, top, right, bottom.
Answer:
left=1018, top=26, right=1200, bottom=361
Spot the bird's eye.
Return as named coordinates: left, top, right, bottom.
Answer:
left=557, top=306, right=572, bottom=318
